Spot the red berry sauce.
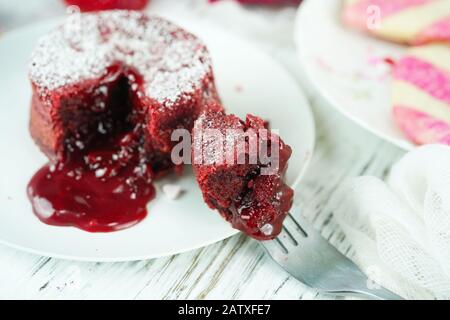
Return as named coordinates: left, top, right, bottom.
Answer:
left=64, top=0, right=149, bottom=12
left=27, top=72, right=160, bottom=233
left=27, top=129, right=156, bottom=233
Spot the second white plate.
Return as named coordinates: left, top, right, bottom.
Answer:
left=295, top=0, right=413, bottom=150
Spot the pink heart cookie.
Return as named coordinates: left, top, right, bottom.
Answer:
left=342, top=0, right=450, bottom=44
left=392, top=44, right=450, bottom=145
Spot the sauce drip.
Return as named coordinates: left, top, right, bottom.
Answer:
left=27, top=130, right=155, bottom=233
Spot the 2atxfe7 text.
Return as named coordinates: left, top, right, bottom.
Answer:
left=178, top=304, right=271, bottom=317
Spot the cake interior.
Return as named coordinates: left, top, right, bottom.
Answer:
left=56, top=67, right=167, bottom=171
left=216, top=144, right=293, bottom=240
left=61, top=73, right=135, bottom=160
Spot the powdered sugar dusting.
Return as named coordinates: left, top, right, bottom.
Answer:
left=193, top=111, right=246, bottom=165
left=29, top=11, right=212, bottom=106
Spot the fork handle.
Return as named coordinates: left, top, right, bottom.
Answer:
left=332, top=286, right=404, bottom=300
left=327, top=267, right=404, bottom=300
left=323, top=262, right=404, bottom=300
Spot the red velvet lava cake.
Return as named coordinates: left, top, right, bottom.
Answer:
left=28, top=11, right=219, bottom=232
left=29, top=11, right=218, bottom=163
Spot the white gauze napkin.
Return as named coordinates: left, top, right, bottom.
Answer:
left=334, top=144, right=450, bottom=299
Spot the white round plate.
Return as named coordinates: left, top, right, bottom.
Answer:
left=295, top=0, right=413, bottom=150
left=0, top=17, right=315, bottom=262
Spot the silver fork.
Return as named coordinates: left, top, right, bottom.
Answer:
left=261, top=208, right=403, bottom=300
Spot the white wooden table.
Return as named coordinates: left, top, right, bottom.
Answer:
left=0, top=0, right=405, bottom=299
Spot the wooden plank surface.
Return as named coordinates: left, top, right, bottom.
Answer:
left=0, top=0, right=405, bottom=299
